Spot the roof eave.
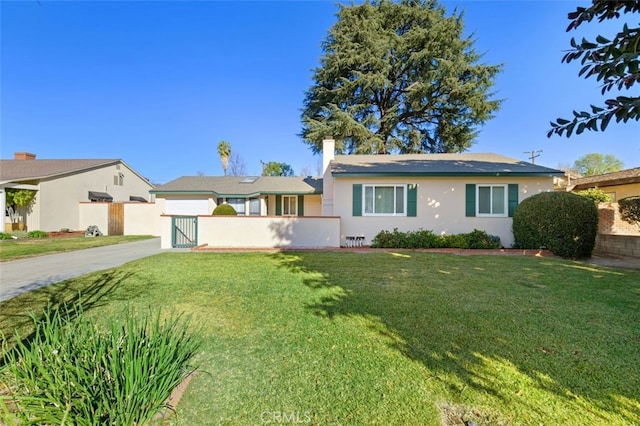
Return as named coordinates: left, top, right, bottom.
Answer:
left=332, top=172, right=564, bottom=178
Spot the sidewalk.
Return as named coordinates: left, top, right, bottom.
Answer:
left=585, top=252, right=639, bottom=270
left=0, top=237, right=163, bottom=302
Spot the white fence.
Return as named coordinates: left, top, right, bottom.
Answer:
left=79, top=202, right=160, bottom=236
left=160, top=215, right=341, bottom=249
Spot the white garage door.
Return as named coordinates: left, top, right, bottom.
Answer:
left=165, top=199, right=209, bottom=215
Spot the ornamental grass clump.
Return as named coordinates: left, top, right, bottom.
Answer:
left=0, top=302, right=201, bottom=425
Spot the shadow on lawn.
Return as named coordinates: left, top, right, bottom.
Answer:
left=272, top=251, right=640, bottom=424
left=0, top=270, right=142, bottom=361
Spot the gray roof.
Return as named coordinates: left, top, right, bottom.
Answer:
left=151, top=176, right=323, bottom=196
left=330, top=153, right=563, bottom=176
left=570, top=167, right=640, bottom=191
left=0, top=159, right=120, bottom=182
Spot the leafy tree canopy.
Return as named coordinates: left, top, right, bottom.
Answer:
left=548, top=0, right=640, bottom=137
left=301, top=0, right=502, bottom=155
left=574, top=152, right=624, bottom=176
left=6, top=189, right=36, bottom=207
left=262, top=162, right=295, bottom=177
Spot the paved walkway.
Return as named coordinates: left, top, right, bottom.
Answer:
left=0, top=238, right=164, bottom=302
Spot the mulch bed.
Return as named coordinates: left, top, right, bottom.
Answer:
left=192, top=244, right=554, bottom=257
left=47, top=231, right=85, bottom=238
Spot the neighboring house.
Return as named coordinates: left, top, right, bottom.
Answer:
left=567, top=167, right=640, bottom=201
left=322, top=140, right=563, bottom=248
left=1, top=152, right=154, bottom=232
left=151, top=176, right=323, bottom=217
left=153, top=140, right=562, bottom=249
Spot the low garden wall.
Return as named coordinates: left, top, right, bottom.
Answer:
left=160, top=215, right=341, bottom=249
left=595, top=203, right=640, bottom=258
left=597, top=203, right=640, bottom=236
left=595, top=234, right=640, bottom=258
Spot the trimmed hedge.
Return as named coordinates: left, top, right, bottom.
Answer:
left=371, top=228, right=500, bottom=249
left=512, top=191, right=598, bottom=259
left=212, top=204, right=237, bottom=215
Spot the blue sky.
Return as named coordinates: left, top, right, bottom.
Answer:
left=2, top=0, right=638, bottom=184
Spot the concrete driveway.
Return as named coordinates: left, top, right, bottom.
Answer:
left=0, top=237, right=164, bottom=302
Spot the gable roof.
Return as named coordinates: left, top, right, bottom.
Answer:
left=151, top=176, right=323, bottom=197
left=330, top=153, right=563, bottom=177
left=0, top=159, right=120, bottom=182
left=570, top=167, right=640, bottom=191
left=0, top=158, right=155, bottom=189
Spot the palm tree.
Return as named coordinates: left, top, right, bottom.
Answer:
left=217, top=141, right=231, bottom=176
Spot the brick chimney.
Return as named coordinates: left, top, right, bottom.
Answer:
left=14, top=152, right=36, bottom=160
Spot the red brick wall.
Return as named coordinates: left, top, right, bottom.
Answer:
left=597, top=203, right=640, bottom=236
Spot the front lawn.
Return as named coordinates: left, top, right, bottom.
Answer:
left=1, top=252, right=638, bottom=425
left=0, top=235, right=153, bottom=261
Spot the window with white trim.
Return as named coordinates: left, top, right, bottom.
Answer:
left=282, top=195, right=297, bottom=216
left=249, top=198, right=261, bottom=215
left=364, top=185, right=406, bottom=215
left=226, top=198, right=246, bottom=215
left=477, top=185, right=507, bottom=216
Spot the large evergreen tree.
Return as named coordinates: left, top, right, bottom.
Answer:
left=301, top=0, right=502, bottom=155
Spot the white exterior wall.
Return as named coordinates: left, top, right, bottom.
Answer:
left=304, top=195, right=323, bottom=216
left=78, top=202, right=161, bottom=236
left=158, top=195, right=215, bottom=215
left=197, top=216, right=340, bottom=248
left=35, top=162, right=153, bottom=231
left=124, top=203, right=161, bottom=235
left=78, top=202, right=109, bottom=234
left=332, top=176, right=555, bottom=248
left=160, top=215, right=173, bottom=249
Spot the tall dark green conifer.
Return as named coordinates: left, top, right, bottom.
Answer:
left=301, top=0, right=502, bottom=154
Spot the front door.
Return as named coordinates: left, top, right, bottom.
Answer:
left=172, top=216, right=198, bottom=248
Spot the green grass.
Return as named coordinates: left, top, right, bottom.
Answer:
left=1, top=252, right=638, bottom=425
left=0, top=235, right=153, bottom=261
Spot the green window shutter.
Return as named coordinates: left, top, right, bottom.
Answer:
left=465, top=184, right=476, bottom=217
left=508, top=184, right=519, bottom=217
left=275, top=195, right=282, bottom=216
left=407, top=184, right=417, bottom=217
left=352, top=184, right=362, bottom=216
left=297, top=195, right=304, bottom=216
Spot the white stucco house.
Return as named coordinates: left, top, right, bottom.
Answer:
left=1, top=152, right=154, bottom=233
left=152, top=140, right=563, bottom=249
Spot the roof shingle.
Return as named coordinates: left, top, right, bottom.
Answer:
left=151, top=176, right=323, bottom=196
left=0, top=159, right=120, bottom=182
left=330, top=153, right=563, bottom=176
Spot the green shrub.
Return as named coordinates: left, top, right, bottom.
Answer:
left=212, top=203, right=238, bottom=215
left=0, top=302, right=201, bottom=425
left=512, top=191, right=598, bottom=259
left=466, top=229, right=501, bottom=249
left=370, top=228, right=500, bottom=249
left=574, top=187, right=613, bottom=203
left=0, top=232, right=12, bottom=240
left=27, top=230, right=49, bottom=238
left=619, top=196, right=640, bottom=228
